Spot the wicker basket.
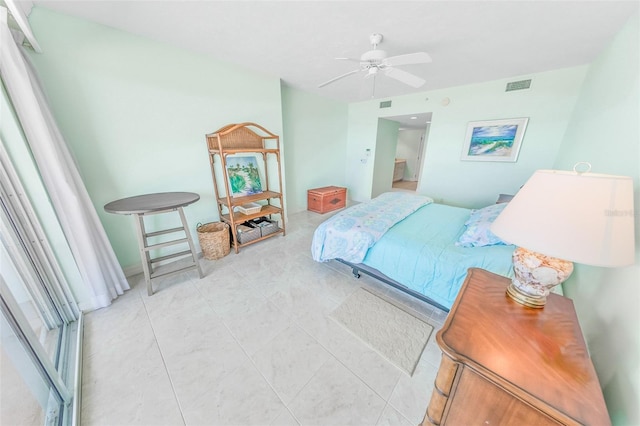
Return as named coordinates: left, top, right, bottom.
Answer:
left=196, top=222, right=230, bottom=260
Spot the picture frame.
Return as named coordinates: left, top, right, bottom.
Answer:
left=225, top=155, right=263, bottom=197
left=460, top=118, right=529, bottom=162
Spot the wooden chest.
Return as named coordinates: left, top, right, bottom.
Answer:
left=307, top=186, right=347, bottom=214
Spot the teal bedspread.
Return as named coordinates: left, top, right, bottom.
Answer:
left=311, top=192, right=432, bottom=263
left=362, top=202, right=514, bottom=309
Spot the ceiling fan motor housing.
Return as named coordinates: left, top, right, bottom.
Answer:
left=361, top=49, right=387, bottom=64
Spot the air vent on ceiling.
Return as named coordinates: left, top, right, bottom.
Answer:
left=506, top=79, right=532, bottom=92
left=379, top=100, right=392, bottom=108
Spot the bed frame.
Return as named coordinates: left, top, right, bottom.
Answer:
left=335, top=258, right=450, bottom=313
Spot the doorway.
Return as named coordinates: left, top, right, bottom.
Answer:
left=382, top=112, right=431, bottom=192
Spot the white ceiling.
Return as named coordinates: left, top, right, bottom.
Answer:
left=383, top=112, right=432, bottom=130
left=30, top=1, right=638, bottom=104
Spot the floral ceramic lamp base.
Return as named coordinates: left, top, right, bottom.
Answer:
left=507, top=247, right=574, bottom=308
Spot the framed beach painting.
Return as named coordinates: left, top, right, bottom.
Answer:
left=461, top=118, right=529, bottom=162
left=225, top=155, right=263, bottom=197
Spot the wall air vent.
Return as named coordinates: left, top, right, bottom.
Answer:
left=506, top=79, right=532, bottom=92
left=379, top=100, right=392, bottom=108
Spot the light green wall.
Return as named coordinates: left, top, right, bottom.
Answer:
left=346, top=66, right=588, bottom=207
left=553, top=13, right=639, bottom=426
left=281, top=86, right=348, bottom=213
left=27, top=8, right=284, bottom=270
left=345, top=101, right=381, bottom=201
left=372, top=119, right=399, bottom=198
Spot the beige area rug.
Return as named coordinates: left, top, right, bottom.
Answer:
left=330, top=288, right=433, bottom=376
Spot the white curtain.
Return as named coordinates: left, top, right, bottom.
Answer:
left=0, top=8, right=129, bottom=310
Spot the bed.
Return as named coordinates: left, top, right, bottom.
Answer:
left=311, top=192, right=515, bottom=311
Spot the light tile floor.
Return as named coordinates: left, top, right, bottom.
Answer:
left=391, top=181, right=418, bottom=191
left=81, top=210, right=448, bottom=426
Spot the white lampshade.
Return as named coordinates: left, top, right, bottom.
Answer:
left=491, top=169, right=635, bottom=267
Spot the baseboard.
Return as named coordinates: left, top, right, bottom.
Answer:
left=122, top=263, right=143, bottom=278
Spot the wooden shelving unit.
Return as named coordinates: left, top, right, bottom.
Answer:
left=205, top=123, right=285, bottom=253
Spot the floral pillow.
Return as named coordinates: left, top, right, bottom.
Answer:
left=456, top=203, right=509, bottom=248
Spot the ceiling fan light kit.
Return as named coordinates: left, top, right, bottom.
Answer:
left=319, top=33, right=432, bottom=95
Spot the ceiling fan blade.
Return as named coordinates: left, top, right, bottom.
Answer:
left=384, top=67, right=426, bottom=88
left=383, top=52, right=432, bottom=67
left=318, top=69, right=361, bottom=88
left=335, top=57, right=362, bottom=62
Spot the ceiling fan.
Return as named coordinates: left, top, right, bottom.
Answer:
left=319, top=33, right=432, bottom=91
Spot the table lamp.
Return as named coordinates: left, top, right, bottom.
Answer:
left=490, top=164, right=635, bottom=308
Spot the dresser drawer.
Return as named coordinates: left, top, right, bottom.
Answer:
left=443, top=368, right=560, bottom=426
left=307, top=186, right=347, bottom=214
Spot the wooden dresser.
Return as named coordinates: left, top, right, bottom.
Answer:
left=423, top=268, right=610, bottom=426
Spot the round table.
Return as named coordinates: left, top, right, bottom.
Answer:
left=105, top=192, right=203, bottom=295
left=104, top=192, right=200, bottom=215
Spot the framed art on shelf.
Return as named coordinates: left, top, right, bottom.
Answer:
left=461, top=118, right=529, bottom=162
left=225, top=155, right=263, bottom=197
